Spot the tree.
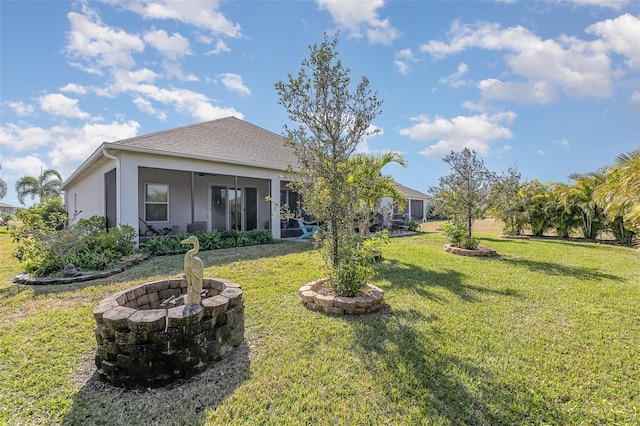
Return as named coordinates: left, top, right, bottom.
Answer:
left=15, top=169, right=63, bottom=205
left=0, top=164, right=7, bottom=200
left=429, top=148, right=496, bottom=239
left=546, top=182, right=580, bottom=238
left=275, top=33, right=386, bottom=296
left=566, top=171, right=607, bottom=239
left=520, top=179, right=553, bottom=237
left=594, top=149, right=640, bottom=245
left=488, top=167, right=526, bottom=235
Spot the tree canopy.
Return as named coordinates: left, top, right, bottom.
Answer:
left=15, top=169, right=63, bottom=205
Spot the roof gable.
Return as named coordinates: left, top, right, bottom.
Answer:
left=395, top=183, right=430, bottom=199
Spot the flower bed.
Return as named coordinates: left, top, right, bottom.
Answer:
left=298, top=278, right=385, bottom=315
left=443, top=244, right=497, bottom=257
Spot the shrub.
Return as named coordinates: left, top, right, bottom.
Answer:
left=408, top=221, right=420, bottom=232
left=12, top=212, right=137, bottom=276
left=142, top=229, right=273, bottom=256
left=328, top=234, right=387, bottom=297
left=442, top=222, right=479, bottom=250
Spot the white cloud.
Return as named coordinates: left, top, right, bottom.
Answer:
left=316, top=0, right=400, bottom=45
left=66, top=6, right=144, bottom=71
left=206, top=40, right=231, bottom=55
left=394, top=48, right=417, bottom=75
left=143, top=29, right=191, bottom=60
left=439, top=63, right=470, bottom=88
left=478, top=79, right=559, bottom=104
left=420, top=20, right=615, bottom=103
left=218, top=73, right=251, bottom=96
left=101, top=0, right=242, bottom=38
left=6, top=101, right=35, bottom=116
left=555, top=138, right=570, bottom=150
left=133, top=97, right=167, bottom=120
left=2, top=156, right=49, bottom=183
left=59, top=83, right=88, bottom=95
left=0, top=124, right=54, bottom=151
left=39, top=93, right=91, bottom=119
left=1, top=120, right=140, bottom=176
left=399, top=112, right=516, bottom=157
left=586, top=13, right=640, bottom=69
left=356, top=124, right=384, bottom=153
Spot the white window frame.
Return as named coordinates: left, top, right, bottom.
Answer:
left=144, top=183, right=169, bottom=222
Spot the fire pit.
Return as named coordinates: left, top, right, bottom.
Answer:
left=93, top=236, right=244, bottom=388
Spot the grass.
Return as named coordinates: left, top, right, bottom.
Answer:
left=1, top=221, right=639, bottom=425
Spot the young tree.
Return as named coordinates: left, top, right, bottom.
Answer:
left=429, top=148, right=496, bottom=240
left=15, top=168, right=63, bottom=205
left=488, top=167, right=526, bottom=235
left=275, top=33, right=386, bottom=296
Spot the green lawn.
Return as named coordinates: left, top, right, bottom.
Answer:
left=1, top=224, right=638, bottom=425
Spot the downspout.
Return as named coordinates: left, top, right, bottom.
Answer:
left=102, top=149, right=121, bottom=225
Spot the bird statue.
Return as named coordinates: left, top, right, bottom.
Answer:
left=180, top=235, right=204, bottom=305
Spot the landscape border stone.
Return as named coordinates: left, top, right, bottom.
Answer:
left=13, top=253, right=150, bottom=285
left=298, top=278, right=385, bottom=315
left=443, top=244, right=498, bottom=257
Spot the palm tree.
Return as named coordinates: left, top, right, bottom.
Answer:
left=566, top=171, right=607, bottom=239
left=0, top=164, right=7, bottom=199
left=520, top=179, right=553, bottom=237
left=15, top=169, right=63, bottom=205
left=594, top=149, right=640, bottom=245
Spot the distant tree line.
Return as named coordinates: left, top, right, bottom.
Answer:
left=430, top=148, right=639, bottom=248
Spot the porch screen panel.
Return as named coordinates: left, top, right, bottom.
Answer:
left=410, top=200, right=423, bottom=221
left=145, top=184, right=168, bottom=221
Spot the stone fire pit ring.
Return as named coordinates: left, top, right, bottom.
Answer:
left=93, top=277, right=244, bottom=388
left=298, top=278, right=385, bottom=315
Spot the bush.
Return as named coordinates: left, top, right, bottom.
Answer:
left=328, top=234, right=387, bottom=297
left=442, top=222, right=479, bottom=250
left=12, top=211, right=137, bottom=276
left=408, top=221, right=420, bottom=232
left=142, top=229, right=273, bottom=256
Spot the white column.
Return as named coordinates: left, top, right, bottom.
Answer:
left=270, top=177, right=281, bottom=239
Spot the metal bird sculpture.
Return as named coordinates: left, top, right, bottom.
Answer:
left=181, top=235, right=204, bottom=305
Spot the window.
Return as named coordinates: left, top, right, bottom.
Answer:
left=145, top=183, right=168, bottom=222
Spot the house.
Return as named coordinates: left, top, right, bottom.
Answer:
left=61, top=116, right=432, bottom=243
left=61, top=117, right=296, bottom=243
left=395, top=182, right=431, bottom=222
left=0, top=202, right=19, bottom=217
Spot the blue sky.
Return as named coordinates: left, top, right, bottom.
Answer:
left=1, top=0, right=639, bottom=208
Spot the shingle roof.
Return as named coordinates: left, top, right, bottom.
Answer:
left=395, top=183, right=430, bottom=199
left=113, top=116, right=295, bottom=170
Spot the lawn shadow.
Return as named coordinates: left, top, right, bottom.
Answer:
left=345, top=306, right=564, bottom=424
left=495, top=256, right=623, bottom=282
left=377, top=258, right=523, bottom=303
left=62, top=340, right=252, bottom=426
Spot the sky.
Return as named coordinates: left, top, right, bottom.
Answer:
left=1, top=0, right=639, bottom=208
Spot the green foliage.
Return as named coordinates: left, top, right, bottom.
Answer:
left=441, top=221, right=478, bottom=250
left=429, top=148, right=496, bottom=240
left=275, top=33, right=400, bottom=296
left=408, top=221, right=420, bottom=232
left=328, top=234, right=387, bottom=297
left=142, top=229, right=273, bottom=256
left=15, top=168, right=63, bottom=206
left=12, top=210, right=136, bottom=276
left=489, top=167, right=526, bottom=235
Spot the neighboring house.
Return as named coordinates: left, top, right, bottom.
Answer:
left=61, top=116, right=432, bottom=243
left=0, top=202, right=19, bottom=216
left=380, top=183, right=431, bottom=224
left=61, top=117, right=297, bottom=243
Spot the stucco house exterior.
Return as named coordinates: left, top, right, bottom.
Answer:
left=61, top=116, right=431, bottom=243
left=391, top=183, right=431, bottom=222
